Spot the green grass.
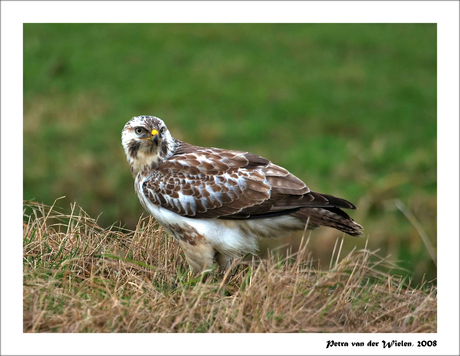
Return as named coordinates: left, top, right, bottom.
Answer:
left=23, top=23, right=436, bottom=284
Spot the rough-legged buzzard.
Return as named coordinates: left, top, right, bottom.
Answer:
left=122, top=115, right=363, bottom=272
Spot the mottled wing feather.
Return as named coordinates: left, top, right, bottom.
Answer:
left=141, top=148, right=269, bottom=218
left=141, top=145, right=355, bottom=219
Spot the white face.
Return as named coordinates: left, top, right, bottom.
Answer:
left=122, top=115, right=174, bottom=176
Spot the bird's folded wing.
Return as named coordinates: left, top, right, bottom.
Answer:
left=141, top=147, right=354, bottom=219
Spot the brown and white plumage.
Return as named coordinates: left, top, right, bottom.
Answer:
left=122, top=115, right=363, bottom=272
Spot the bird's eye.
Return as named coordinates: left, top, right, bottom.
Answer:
left=134, top=127, right=143, bottom=135
left=160, top=127, right=166, bottom=134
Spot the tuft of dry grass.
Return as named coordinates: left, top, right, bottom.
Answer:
left=23, top=201, right=436, bottom=333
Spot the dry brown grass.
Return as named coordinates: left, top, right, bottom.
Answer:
left=23, top=200, right=436, bottom=333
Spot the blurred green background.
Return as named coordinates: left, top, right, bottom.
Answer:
left=23, top=24, right=436, bottom=284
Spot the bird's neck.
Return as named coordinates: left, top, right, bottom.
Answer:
left=130, top=137, right=179, bottom=177
left=130, top=151, right=159, bottom=177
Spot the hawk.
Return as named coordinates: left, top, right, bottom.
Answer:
left=122, top=115, right=363, bottom=272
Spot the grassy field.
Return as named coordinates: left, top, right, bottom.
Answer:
left=23, top=23, right=437, bottom=286
left=23, top=201, right=436, bottom=333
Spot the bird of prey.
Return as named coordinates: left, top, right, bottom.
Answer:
left=122, top=115, right=363, bottom=272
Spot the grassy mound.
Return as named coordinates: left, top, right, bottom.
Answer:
left=23, top=201, right=436, bottom=333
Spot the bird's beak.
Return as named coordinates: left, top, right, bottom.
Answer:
left=151, top=129, right=159, bottom=144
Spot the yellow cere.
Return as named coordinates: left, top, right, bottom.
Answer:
left=151, top=129, right=159, bottom=137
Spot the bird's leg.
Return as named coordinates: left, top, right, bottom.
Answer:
left=178, top=240, right=215, bottom=273
left=215, top=252, right=233, bottom=272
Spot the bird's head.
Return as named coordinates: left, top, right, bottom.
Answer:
left=122, top=115, right=176, bottom=176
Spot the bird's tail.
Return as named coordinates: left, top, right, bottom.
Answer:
left=292, top=207, right=363, bottom=237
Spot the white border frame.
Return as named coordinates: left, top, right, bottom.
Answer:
left=2, top=1, right=459, bottom=355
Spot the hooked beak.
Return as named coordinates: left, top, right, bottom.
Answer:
left=151, top=129, right=159, bottom=144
